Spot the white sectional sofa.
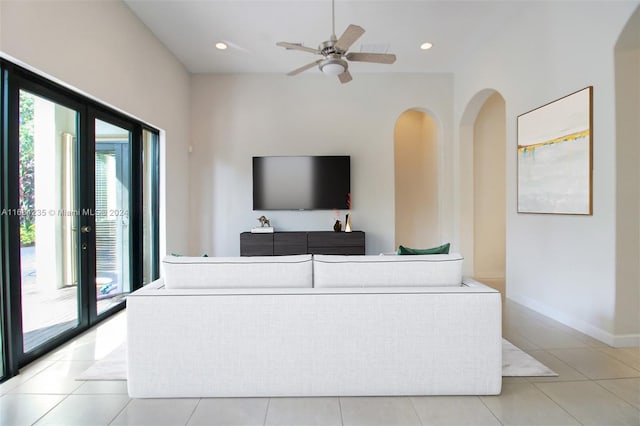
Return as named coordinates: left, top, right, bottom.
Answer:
left=127, top=253, right=502, bottom=398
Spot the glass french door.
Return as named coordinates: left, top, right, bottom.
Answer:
left=1, top=58, right=159, bottom=380
left=93, top=118, right=132, bottom=316
left=17, top=89, right=81, bottom=353
left=8, top=92, right=135, bottom=362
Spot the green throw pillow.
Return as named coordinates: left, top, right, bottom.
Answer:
left=397, top=243, right=450, bottom=255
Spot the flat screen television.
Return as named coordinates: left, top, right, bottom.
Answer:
left=253, top=156, right=350, bottom=210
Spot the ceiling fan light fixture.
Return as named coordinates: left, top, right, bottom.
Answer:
left=322, top=63, right=345, bottom=75
left=320, top=58, right=347, bottom=75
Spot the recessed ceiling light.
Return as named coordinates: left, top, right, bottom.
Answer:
left=215, top=42, right=228, bottom=50
left=420, top=42, right=433, bottom=50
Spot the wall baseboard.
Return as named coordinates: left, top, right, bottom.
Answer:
left=506, top=295, right=640, bottom=348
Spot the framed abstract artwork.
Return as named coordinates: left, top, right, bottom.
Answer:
left=517, top=86, right=593, bottom=215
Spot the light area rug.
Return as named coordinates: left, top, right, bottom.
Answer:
left=501, top=339, right=557, bottom=376
left=77, top=343, right=127, bottom=380
left=76, top=338, right=557, bottom=381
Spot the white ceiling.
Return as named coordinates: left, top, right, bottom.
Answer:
left=124, top=0, right=527, bottom=75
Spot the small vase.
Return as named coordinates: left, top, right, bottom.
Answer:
left=345, top=214, right=352, bottom=232
left=333, top=220, right=342, bottom=232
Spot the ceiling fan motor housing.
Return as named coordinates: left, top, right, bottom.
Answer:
left=319, top=40, right=344, bottom=57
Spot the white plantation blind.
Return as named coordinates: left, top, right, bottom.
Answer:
left=95, top=151, right=117, bottom=271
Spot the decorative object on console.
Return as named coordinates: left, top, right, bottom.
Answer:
left=344, top=192, right=352, bottom=232
left=257, top=215, right=271, bottom=227
left=517, top=86, right=593, bottom=215
left=333, top=219, right=342, bottom=232
left=345, top=214, right=352, bottom=232
left=252, top=215, right=274, bottom=233
left=397, top=242, right=450, bottom=255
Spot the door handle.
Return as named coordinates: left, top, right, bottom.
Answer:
left=81, top=225, right=92, bottom=233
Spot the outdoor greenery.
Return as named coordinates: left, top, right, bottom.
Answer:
left=20, top=223, right=36, bottom=246
left=19, top=92, right=35, bottom=246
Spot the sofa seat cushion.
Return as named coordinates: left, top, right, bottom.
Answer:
left=163, top=254, right=313, bottom=289
left=313, top=254, right=463, bottom=287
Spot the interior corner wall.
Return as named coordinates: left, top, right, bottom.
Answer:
left=189, top=73, right=453, bottom=256
left=0, top=0, right=191, bottom=255
left=614, top=6, right=640, bottom=344
left=453, top=1, right=640, bottom=345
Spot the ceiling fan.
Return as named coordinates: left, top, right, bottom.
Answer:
left=276, top=0, right=397, bottom=83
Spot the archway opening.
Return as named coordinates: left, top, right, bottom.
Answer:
left=460, top=90, right=506, bottom=296
left=473, top=93, right=506, bottom=294
left=394, top=109, right=440, bottom=250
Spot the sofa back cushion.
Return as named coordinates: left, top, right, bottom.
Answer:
left=313, top=254, right=463, bottom=288
left=163, top=254, right=313, bottom=289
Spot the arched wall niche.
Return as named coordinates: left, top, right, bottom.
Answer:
left=393, top=108, right=444, bottom=251
left=459, top=89, right=506, bottom=295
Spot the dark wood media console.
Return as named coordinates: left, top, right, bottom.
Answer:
left=240, top=231, right=365, bottom=256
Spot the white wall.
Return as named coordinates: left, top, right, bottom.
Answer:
left=189, top=73, right=453, bottom=256
left=615, top=6, right=640, bottom=339
left=454, top=1, right=640, bottom=346
left=0, top=0, right=191, bottom=255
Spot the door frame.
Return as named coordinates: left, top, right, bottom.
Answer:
left=5, top=69, right=89, bottom=368
left=0, top=58, right=158, bottom=379
left=87, top=110, right=142, bottom=321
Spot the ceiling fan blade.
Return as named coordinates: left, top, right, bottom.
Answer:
left=338, top=70, right=353, bottom=84
left=276, top=42, right=320, bottom=55
left=335, top=24, right=365, bottom=52
left=346, top=52, right=397, bottom=64
left=287, top=60, right=322, bottom=76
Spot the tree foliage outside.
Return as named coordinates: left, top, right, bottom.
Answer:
left=19, top=92, right=35, bottom=246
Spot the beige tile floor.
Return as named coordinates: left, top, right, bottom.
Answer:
left=0, top=300, right=639, bottom=426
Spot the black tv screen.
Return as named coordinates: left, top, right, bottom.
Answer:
left=253, top=156, right=350, bottom=210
